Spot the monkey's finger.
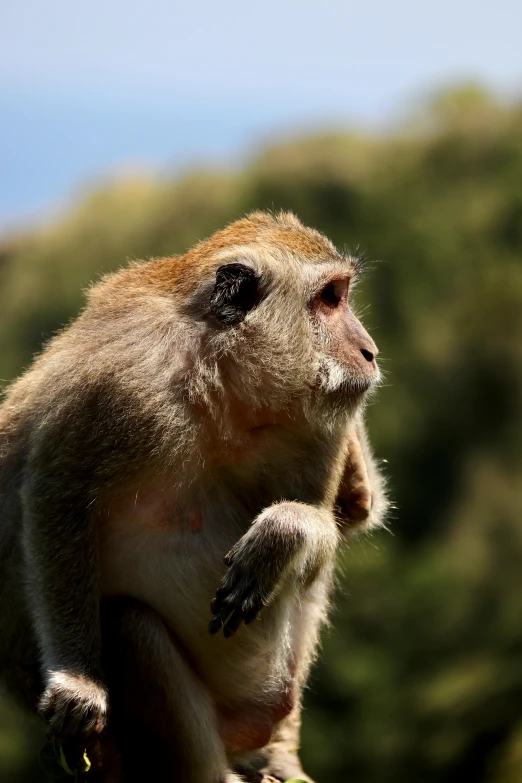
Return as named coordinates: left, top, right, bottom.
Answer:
left=223, top=607, right=245, bottom=638
left=223, top=546, right=239, bottom=566
left=211, top=575, right=244, bottom=615
left=210, top=586, right=230, bottom=615
left=208, top=616, right=224, bottom=635
left=243, top=603, right=261, bottom=625
left=209, top=596, right=238, bottom=632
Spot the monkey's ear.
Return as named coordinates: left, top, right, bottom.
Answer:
left=209, top=263, right=260, bottom=325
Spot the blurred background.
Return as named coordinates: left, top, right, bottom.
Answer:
left=1, top=1, right=522, bottom=781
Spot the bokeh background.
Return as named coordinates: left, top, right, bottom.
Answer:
left=1, top=2, right=522, bottom=781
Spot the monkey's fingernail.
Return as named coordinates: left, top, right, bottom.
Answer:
left=208, top=617, right=223, bottom=635
left=223, top=607, right=244, bottom=637
left=244, top=610, right=258, bottom=625
left=223, top=625, right=237, bottom=638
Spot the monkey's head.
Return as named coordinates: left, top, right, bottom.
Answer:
left=171, top=211, right=379, bottom=428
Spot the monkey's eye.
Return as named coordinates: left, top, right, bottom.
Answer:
left=319, top=279, right=349, bottom=309
left=209, top=263, right=261, bottom=325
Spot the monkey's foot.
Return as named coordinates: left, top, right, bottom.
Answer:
left=232, top=760, right=281, bottom=782
left=39, top=671, right=108, bottom=738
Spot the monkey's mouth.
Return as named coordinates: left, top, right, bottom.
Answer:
left=327, top=377, right=375, bottom=406
left=314, top=357, right=377, bottom=399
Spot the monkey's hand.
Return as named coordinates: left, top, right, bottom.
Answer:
left=335, top=420, right=388, bottom=533
left=209, top=502, right=337, bottom=638
left=38, top=671, right=108, bottom=739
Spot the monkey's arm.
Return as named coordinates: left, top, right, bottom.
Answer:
left=335, top=417, right=387, bottom=534
left=22, top=418, right=108, bottom=740
left=209, top=501, right=339, bottom=638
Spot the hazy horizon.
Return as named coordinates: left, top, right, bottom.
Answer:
left=1, top=0, right=521, bottom=230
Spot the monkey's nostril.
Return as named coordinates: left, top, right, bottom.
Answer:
left=360, top=348, right=374, bottom=363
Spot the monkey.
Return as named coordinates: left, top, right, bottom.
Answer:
left=0, top=210, right=387, bottom=783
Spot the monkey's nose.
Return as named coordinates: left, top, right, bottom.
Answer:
left=360, top=348, right=375, bottom=363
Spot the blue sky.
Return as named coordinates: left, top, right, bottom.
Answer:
left=1, top=0, right=521, bottom=229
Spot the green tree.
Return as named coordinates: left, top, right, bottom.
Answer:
left=1, top=86, right=521, bottom=783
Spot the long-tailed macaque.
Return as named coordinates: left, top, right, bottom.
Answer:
left=0, top=211, right=387, bottom=782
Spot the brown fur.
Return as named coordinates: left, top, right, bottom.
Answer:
left=0, top=211, right=387, bottom=782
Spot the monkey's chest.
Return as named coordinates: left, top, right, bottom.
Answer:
left=99, top=478, right=330, bottom=749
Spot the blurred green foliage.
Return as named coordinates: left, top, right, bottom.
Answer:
left=1, top=86, right=521, bottom=782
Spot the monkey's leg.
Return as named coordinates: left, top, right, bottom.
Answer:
left=253, top=707, right=315, bottom=783
left=103, top=598, right=244, bottom=783
left=21, top=464, right=108, bottom=740
left=210, top=501, right=338, bottom=637
left=232, top=707, right=315, bottom=783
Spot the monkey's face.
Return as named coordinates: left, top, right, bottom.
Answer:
left=309, top=273, right=379, bottom=400
left=201, top=247, right=379, bottom=420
